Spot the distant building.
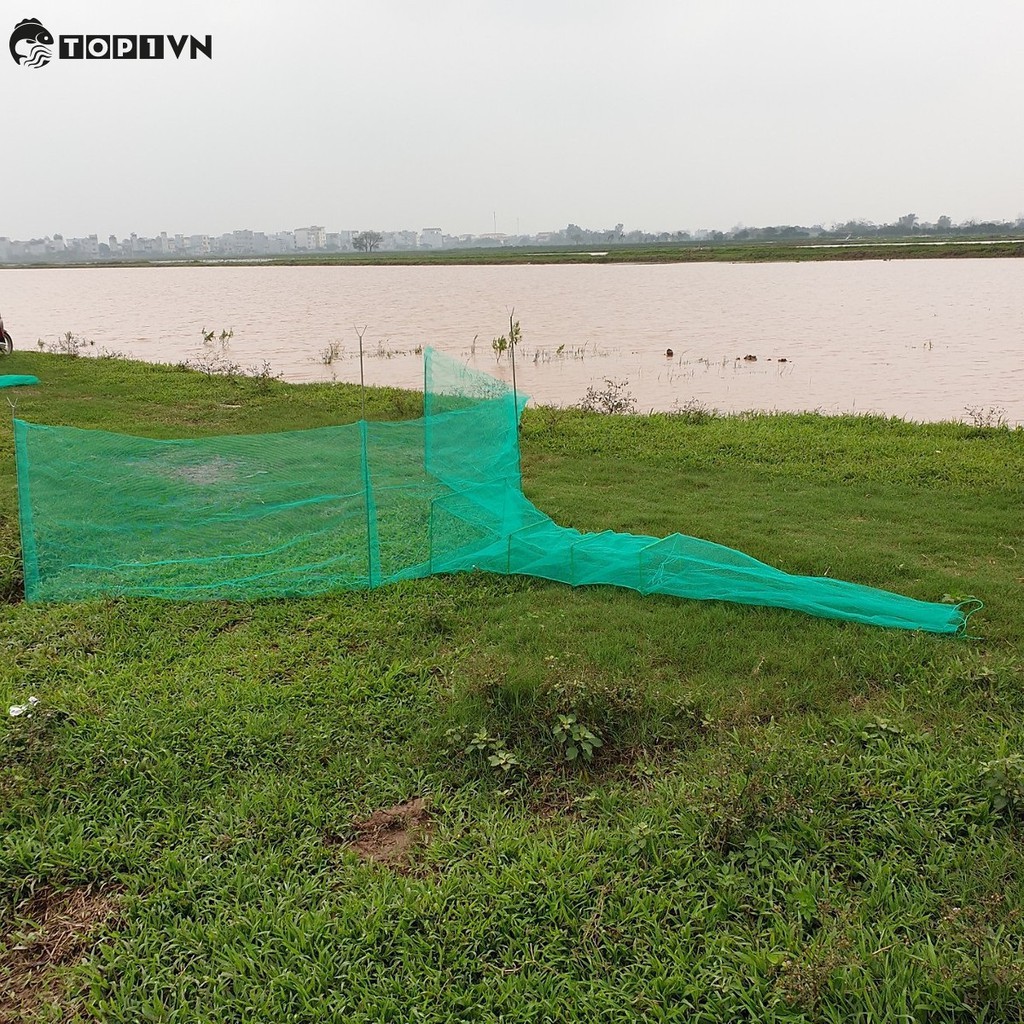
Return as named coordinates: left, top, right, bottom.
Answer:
left=272, top=231, right=296, bottom=253
left=384, top=230, right=418, bottom=250
left=230, top=229, right=256, bottom=255
left=294, top=226, right=326, bottom=250
left=419, top=227, right=444, bottom=249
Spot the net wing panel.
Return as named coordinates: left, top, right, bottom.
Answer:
left=16, top=420, right=372, bottom=600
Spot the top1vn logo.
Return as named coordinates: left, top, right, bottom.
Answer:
left=59, top=34, right=213, bottom=60
left=9, top=17, right=213, bottom=66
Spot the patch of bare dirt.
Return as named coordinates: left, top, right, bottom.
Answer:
left=337, top=797, right=432, bottom=871
left=1, top=883, right=120, bottom=1024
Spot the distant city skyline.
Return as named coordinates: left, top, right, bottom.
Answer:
left=5, top=1, right=1023, bottom=244
left=4, top=208, right=1022, bottom=264
left=4, top=203, right=1024, bottom=248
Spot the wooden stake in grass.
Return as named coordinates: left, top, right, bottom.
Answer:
left=354, top=324, right=368, bottom=422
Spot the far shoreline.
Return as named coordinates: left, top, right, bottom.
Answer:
left=3, top=237, right=1024, bottom=270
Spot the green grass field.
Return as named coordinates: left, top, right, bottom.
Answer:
left=1, top=352, right=1023, bottom=1022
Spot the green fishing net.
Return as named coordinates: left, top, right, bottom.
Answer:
left=13, top=349, right=970, bottom=633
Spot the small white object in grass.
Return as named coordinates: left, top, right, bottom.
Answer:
left=8, top=696, right=40, bottom=717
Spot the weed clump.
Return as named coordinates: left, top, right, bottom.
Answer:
left=577, top=378, right=637, bottom=415
left=979, top=753, right=1024, bottom=819
left=36, top=331, right=93, bottom=357
left=440, top=670, right=710, bottom=781
left=174, top=328, right=282, bottom=390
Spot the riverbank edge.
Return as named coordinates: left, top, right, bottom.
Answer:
left=3, top=349, right=1024, bottom=434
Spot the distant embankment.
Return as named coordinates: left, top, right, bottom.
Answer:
left=5, top=238, right=1024, bottom=270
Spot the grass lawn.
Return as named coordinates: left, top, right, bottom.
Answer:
left=1, top=352, right=1023, bottom=1023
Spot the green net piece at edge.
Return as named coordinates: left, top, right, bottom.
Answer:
left=12, top=349, right=972, bottom=634
left=0, top=375, right=40, bottom=388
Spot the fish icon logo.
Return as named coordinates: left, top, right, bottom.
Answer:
left=10, top=17, right=53, bottom=67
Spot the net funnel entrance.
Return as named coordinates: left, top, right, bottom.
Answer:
left=14, top=348, right=970, bottom=634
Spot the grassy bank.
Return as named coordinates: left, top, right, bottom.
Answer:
left=1, top=353, right=1023, bottom=1022
left=5, top=238, right=1024, bottom=271
left=258, top=239, right=1024, bottom=267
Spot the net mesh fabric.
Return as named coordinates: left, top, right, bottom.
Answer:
left=14, top=348, right=969, bottom=633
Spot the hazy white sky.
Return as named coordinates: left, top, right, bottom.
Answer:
left=5, top=0, right=1023, bottom=239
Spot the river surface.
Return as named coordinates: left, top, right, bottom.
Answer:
left=2, top=260, right=1022, bottom=423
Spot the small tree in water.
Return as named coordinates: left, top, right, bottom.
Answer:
left=491, top=316, right=521, bottom=363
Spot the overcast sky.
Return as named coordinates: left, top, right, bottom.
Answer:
left=5, top=0, right=1023, bottom=240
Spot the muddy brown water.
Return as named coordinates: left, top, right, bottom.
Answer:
left=2, top=259, right=1022, bottom=423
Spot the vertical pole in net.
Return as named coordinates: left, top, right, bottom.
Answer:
left=423, top=346, right=431, bottom=476
left=508, top=310, right=519, bottom=423
left=508, top=309, right=522, bottom=490
left=355, top=324, right=367, bottom=422
left=355, top=324, right=377, bottom=587
left=359, top=418, right=380, bottom=588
